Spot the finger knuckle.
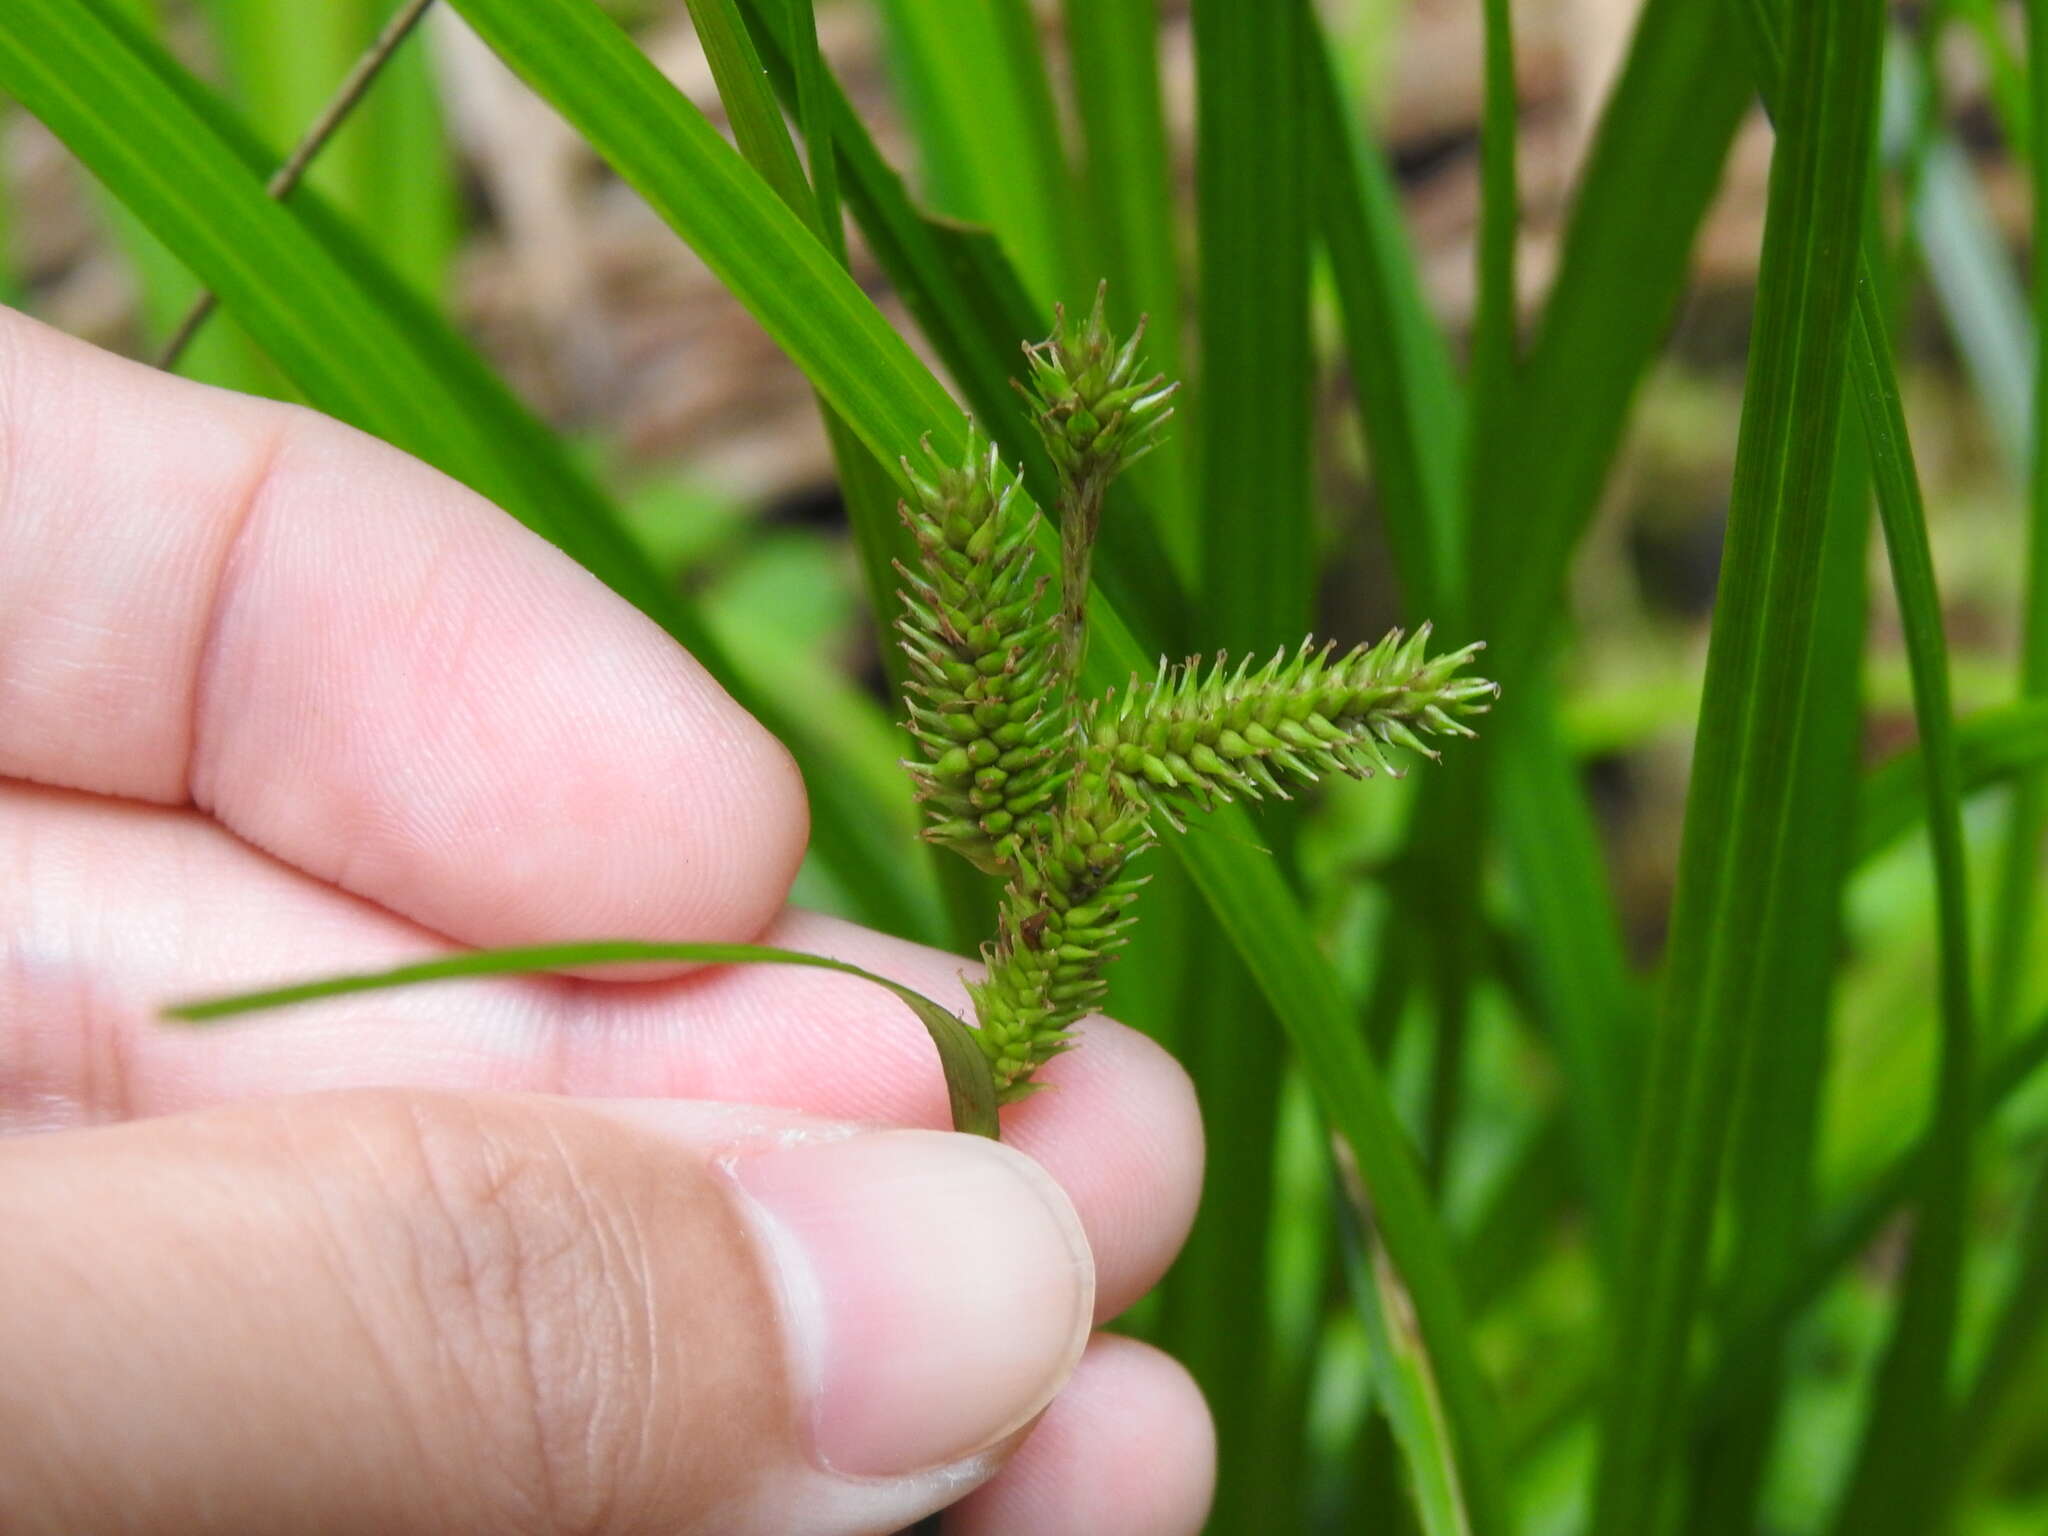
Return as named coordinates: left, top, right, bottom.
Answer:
left=315, top=1091, right=657, bottom=1532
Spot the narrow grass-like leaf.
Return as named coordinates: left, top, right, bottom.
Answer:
left=170, top=941, right=998, bottom=1139
left=740, top=0, right=1039, bottom=449
left=683, top=0, right=928, bottom=689
left=1831, top=206, right=1986, bottom=1536
left=681, top=0, right=810, bottom=214
left=1437, top=0, right=1749, bottom=1271
left=1684, top=448, right=1870, bottom=1536
left=700, top=0, right=1064, bottom=955
left=682, top=0, right=982, bottom=950
left=867, top=0, right=1077, bottom=307
left=1335, top=1144, right=1477, bottom=1536
left=443, top=0, right=962, bottom=477
left=1590, top=4, right=1883, bottom=1530
left=1307, top=14, right=1464, bottom=621
left=1161, top=939, right=1295, bottom=1527
left=1180, top=1, right=1318, bottom=1520
left=1408, top=0, right=1517, bottom=1221
left=1192, top=0, right=1313, bottom=645
left=1467, top=0, right=1517, bottom=429
left=675, top=0, right=918, bottom=851
left=1314, top=0, right=1641, bottom=1274
left=1725, top=5, right=1980, bottom=1527
left=1161, top=795, right=1510, bottom=1536
left=777, top=0, right=841, bottom=252
left=1699, top=1005, right=2048, bottom=1431
left=1467, top=0, right=1750, bottom=670
left=1531, top=1000, right=2048, bottom=1482
left=1063, top=0, right=1191, bottom=551
left=1988, top=0, right=2048, bottom=1050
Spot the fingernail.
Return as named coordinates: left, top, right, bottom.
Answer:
left=726, top=1129, right=1094, bottom=1478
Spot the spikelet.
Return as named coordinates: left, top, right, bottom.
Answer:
left=1018, top=281, right=1180, bottom=491
left=894, top=427, right=1065, bottom=876
left=1081, top=624, right=1497, bottom=829
left=1017, top=283, right=1179, bottom=677
left=967, top=785, right=1154, bottom=1100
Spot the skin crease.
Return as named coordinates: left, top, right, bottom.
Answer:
left=0, top=306, right=1216, bottom=1533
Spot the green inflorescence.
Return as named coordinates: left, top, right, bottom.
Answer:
left=1086, top=629, right=1499, bottom=829
left=965, top=779, right=1154, bottom=1095
left=1018, top=284, right=1179, bottom=493
left=895, top=431, right=1067, bottom=877
left=897, top=287, right=1496, bottom=1101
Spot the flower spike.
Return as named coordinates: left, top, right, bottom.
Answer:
left=895, top=288, right=1498, bottom=1100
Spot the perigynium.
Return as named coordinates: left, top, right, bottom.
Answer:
left=898, top=287, right=1497, bottom=1100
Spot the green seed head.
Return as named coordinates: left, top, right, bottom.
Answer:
left=1018, top=281, right=1178, bottom=489
left=967, top=776, right=1155, bottom=1100
left=895, top=427, right=1064, bottom=877
left=1083, top=625, right=1497, bottom=827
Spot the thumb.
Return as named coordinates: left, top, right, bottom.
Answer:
left=0, top=1089, right=1094, bottom=1535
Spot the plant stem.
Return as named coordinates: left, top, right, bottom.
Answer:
left=159, top=0, right=438, bottom=371
left=1059, top=465, right=1108, bottom=679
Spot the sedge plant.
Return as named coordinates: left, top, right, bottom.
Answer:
left=24, top=0, right=2043, bottom=1524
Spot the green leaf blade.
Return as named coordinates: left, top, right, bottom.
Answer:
left=1191, top=0, right=1314, bottom=645
left=868, top=0, right=1078, bottom=308
left=171, top=941, right=1000, bottom=1139
left=1591, top=1, right=1887, bottom=1527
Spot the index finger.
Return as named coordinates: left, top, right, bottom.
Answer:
left=0, top=307, right=808, bottom=951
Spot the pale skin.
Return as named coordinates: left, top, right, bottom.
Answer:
left=0, top=307, right=1214, bottom=1534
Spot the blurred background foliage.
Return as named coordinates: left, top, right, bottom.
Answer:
left=8, top=0, right=2048, bottom=1531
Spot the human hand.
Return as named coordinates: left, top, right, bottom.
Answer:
left=0, top=308, right=1212, bottom=1534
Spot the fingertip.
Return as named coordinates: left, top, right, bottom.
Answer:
left=1001, top=1018, right=1204, bottom=1322
left=942, top=1335, right=1216, bottom=1536
left=726, top=1127, right=1094, bottom=1479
